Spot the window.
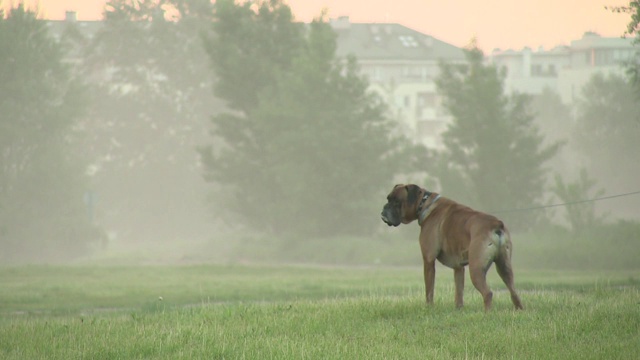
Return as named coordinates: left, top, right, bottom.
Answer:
left=373, top=67, right=381, bottom=81
left=417, top=92, right=437, bottom=107
left=594, top=50, right=614, bottom=66
left=421, top=67, right=428, bottom=80
left=399, top=35, right=418, bottom=47
left=530, top=64, right=542, bottom=76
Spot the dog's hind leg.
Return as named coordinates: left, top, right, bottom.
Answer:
left=468, top=235, right=496, bottom=311
left=495, top=256, right=524, bottom=310
left=469, top=263, right=493, bottom=311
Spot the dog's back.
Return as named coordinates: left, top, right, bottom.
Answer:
left=421, top=196, right=511, bottom=268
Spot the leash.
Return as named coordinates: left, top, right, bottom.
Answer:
left=489, top=190, right=640, bottom=214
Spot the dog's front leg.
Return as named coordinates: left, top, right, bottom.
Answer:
left=423, top=260, right=436, bottom=305
left=454, top=267, right=465, bottom=308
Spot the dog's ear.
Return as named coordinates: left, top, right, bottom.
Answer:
left=405, top=185, right=421, bottom=205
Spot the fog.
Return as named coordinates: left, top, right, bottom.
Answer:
left=1, top=2, right=638, bottom=269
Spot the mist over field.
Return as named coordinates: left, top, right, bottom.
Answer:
left=1, top=1, right=639, bottom=269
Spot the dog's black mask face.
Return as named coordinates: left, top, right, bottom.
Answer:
left=381, top=196, right=402, bottom=227
left=381, top=184, right=421, bottom=227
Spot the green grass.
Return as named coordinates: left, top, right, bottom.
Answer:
left=0, top=265, right=639, bottom=359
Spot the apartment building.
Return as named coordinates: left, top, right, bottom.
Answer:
left=331, top=16, right=465, bottom=148
left=490, top=32, right=635, bottom=104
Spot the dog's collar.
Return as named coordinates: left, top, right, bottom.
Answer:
left=418, top=193, right=441, bottom=224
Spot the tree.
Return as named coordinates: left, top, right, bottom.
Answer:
left=573, top=73, right=640, bottom=195
left=608, top=1, right=640, bottom=92
left=202, top=0, right=304, bottom=115
left=199, top=0, right=415, bottom=237
left=552, top=169, right=605, bottom=235
left=0, top=4, right=95, bottom=262
left=77, top=0, right=217, bottom=243
left=530, top=89, right=578, bottom=178
left=434, top=46, right=561, bottom=229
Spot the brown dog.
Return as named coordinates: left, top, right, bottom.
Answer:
left=381, top=184, right=523, bottom=311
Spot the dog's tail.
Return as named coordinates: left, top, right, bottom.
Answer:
left=492, top=221, right=507, bottom=247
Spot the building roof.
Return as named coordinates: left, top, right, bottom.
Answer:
left=491, top=45, right=571, bottom=59
left=491, top=32, right=633, bottom=58
left=570, top=31, right=634, bottom=50
left=330, top=17, right=464, bottom=62
left=46, top=20, right=102, bottom=41
left=44, top=12, right=465, bottom=64
left=44, top=11, right=102, bottom=42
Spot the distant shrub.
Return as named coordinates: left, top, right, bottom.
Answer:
left=217, top=220, right=640, bottom=271
left=514, top=221, right=640, bottom=270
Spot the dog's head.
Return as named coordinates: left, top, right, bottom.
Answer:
left=380, top=184, right=424, bottom=227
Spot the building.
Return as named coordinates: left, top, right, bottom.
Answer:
left=331, top=16, right=465, bottom=148
left=45, top=11, right=102, bottom=64
left=489, top=32, right=636, bottom=104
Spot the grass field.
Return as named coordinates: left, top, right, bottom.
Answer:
left=0, top=264, right=638, bottom=359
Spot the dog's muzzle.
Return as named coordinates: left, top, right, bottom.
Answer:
left=380, top=205, right=400, bottom=227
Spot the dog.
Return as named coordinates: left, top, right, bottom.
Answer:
left=381, top=184, right=523, bottom=311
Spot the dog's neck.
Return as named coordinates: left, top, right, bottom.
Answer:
left=418, top=192, right=441, bottom=224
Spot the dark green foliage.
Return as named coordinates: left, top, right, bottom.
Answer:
left=552, top=169, right=605, bottom=235
left=79, top=0, right=216, bottom=242
left=203, top=0, right=304, bottom=114
left=574, top=73, right=640, bottom=194
left=200, top=0, right=416, bottom=236
left=0, top=4, right=95, bottom=262
left=516, top=221, right=640, bottom=270
left=529, top=89, right=571, bottom=168
left=434, top=46, right=561, bottom=229
left=608, top=1, right=640, bottom=92
left=83, top=0, right=215, bottom=166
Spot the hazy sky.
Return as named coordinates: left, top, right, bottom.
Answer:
left=35, top=0, right=631, bottom=51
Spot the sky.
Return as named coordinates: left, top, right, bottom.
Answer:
left=31, top=0, right=633, bottom=51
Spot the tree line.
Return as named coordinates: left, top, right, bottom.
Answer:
left=1, top=0, right=638, bottom=263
